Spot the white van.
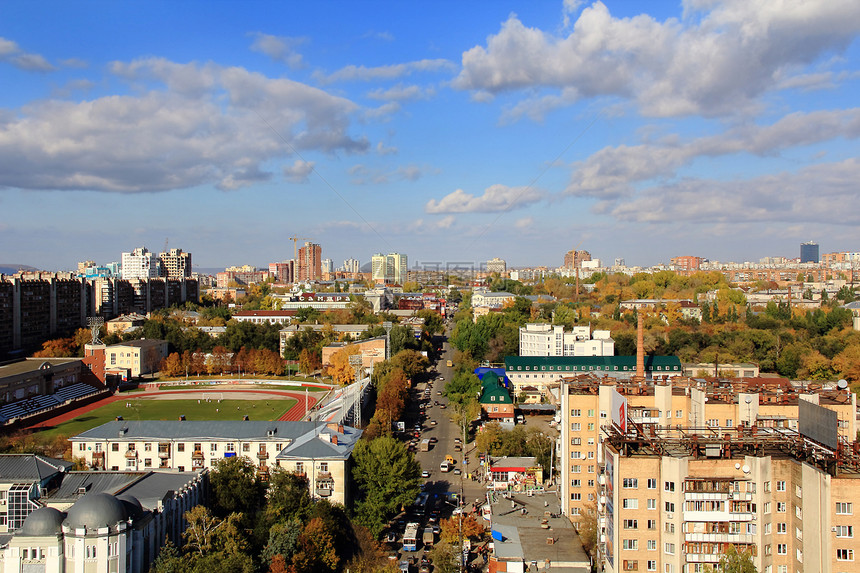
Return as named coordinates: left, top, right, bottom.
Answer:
left=440, top=461, right=451, bottom=472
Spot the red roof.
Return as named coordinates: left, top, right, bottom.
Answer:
left=232, top=310, right=297, bottom=316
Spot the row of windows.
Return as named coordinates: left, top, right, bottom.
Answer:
left=514, top=364, right=680, bottom=371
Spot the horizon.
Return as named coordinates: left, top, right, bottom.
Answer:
left=2, top=2, right=859, bottom=270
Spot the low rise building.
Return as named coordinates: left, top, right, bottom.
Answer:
left=519, top=323, right=614, bottom=357
left=231, top=309, right=297, bottom=326
left=320, top=337, right=387, bottom=370
left=70, top=420, right=361, bottom=506
left=485, top=456, right=544, bottom=492
left=103, top=339, right=169, bottom=380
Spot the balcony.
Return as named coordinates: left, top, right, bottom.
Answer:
left=315, top=486, right=333, bottom=497
left=257, top=451, right=269, bottom=460
left=191, top=450, right=204, bottom=460
left=124, top=449, right=137, bottom=459
left=317, top=471, right=332, bottom=480
left=685, top=532, right=755, bottom=545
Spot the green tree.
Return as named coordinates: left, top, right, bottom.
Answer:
left=209, top=456, right=265, bottom=518
left=704, top=544, right=757, bottom=573
left=266, top=468, right=313, bottom=522
left=261, top=518, right=303, bottom=565
left=352, top=436, right=422, bottom=536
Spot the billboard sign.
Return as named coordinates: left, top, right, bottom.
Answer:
left=611, top=388, right=628, bottom=433
left=799, top=399, right=838, bottom=450
left=604, top=446, right=616, bottom=568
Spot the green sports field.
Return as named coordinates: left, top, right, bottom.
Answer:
left=34, top=398, right=298, bottom=441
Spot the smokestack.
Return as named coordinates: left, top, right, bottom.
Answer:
left=636, top=312, right=645, bottom=379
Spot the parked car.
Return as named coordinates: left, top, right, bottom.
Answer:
left=422, top=470, right=430, bottom=478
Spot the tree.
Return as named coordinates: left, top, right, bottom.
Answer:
left=439, top=514, right=483, bottom=545
left=209, top=456, right=264, bottom=518
left=427, top=542, right=458, bottom=573
left=328, top=346, right=362, bottom=385
left=705, top=544, right=758, bottom=573
left=291, top=517, right=340, bottom=573
left=182, top=506, right=223, bottom=555
left=352, top=436, right=422, bottom=536
left=150, top=539, right=185, bottom=573
left=298, top=348, right=321, bottom=374
left=32, top=337, right=76, bottom=358
left=266, top=468, right=312, bottom=522
left=161, top=352, right=184, bottom=377
left=262, top=518, right=303, bottom=565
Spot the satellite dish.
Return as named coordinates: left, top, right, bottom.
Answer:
left=838, top=379, right=848, bottom=390
left=735, top=463, right=741, bottom=470
left=742, top=465, right=751, bottom=474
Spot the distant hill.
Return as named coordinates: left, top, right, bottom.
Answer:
left=0, top=264, right=37, bottom=275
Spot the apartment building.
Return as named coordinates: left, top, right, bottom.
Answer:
left=557, top=376, right=860, bottom=572
left=121, top=247, right=159, bottom=280
left=158, top=248, right=191, bottom=278
left=519, top=323, right=615, bottom=357
left=71, top=420, right=361, bottom=506
left=371, top=253, right=408, bottom=284
left=297, top=242, right=323, bottom=281
left=485, top=257, right=507, bottom=274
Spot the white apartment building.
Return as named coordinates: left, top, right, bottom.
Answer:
left=158, top=248, right=191, bottom=279
left=486, top=257, right=507, bottom=273
left=121, top=248, right=159, bottom=280
left=71, top=420, right=361, bottom=506
left=518, top=323, right=614, bottom=357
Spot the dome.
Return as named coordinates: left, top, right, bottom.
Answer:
left=19, top=507, right=65, bottom=536
left=63, top=493, right=128, bottom=530
left=116, top=494, right=144, bottom=520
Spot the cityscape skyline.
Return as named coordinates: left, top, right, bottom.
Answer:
left=1, top=2, right=859, bottom=270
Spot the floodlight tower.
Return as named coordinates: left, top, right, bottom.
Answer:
left=87, top=316, right=104, bottom=345
left=382, top=321, right=393, bottom=361
left=349, top=354, right=363, bottom=427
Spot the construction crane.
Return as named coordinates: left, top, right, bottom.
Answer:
left=289, top=235, right=311, bottom=281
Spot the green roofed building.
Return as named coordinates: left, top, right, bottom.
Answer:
left=504, top=355, right=683, bottom=396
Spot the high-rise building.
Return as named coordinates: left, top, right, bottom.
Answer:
left=485, top=257, right=507, bottom=273
left=321, top=258, right=333, bottom=275
left=564, top=249, right=591, bottom=269
left=800, top=241, right=819, bottom=263
left=669, top=255, right=706, bottom=271
left=158, top=248, right=192, bottom=278
left=371, top=253, right=407, bottom=284
left=121, top=247, right=159, bottom=280
left=297, top=242, right=322, bottom=281
left=268, top=261, right=294, bottom=283
left=342, top=258, right=360, bottom=274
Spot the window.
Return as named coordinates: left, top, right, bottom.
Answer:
left=647, top=561, right=656, bottom=571
left=571, top=451, right=582, bottom=459
left=837, top=549, right=855, bottom=561
left=112, top=443, right=120, bottom=452
left=144, top=458, right=151, bottom=467
left=647, top=539, right=656, bottom=550
left=622, top=499, right=639, bottom=509
left=571, top=493, right=581, bottom=501
left=623, top=478, right=638, bottom=489
left=664, top=502, right=675, bottom=512
left=571, top=409, right=581, bottom=417
left=588, top=451, right=595, bottom=459
left=777, top=522, right=786, bottom=534
left=835, top=525, right=853, bottom=538
left=776, top=480, right=786, bottom=492
left=764, top=502, right=771, bottom=514
left=777, top=544, right=787, bottom=555
left=764, top=544, right=772, bottom=556
left=623, top=519, right=638, bottom=529
left=622, top=539, right=638, bottom=550
left=572, top=465, right=582, bottom=473
left=796, top=548, right=803, bottom=563
left=795, top=527, right=802, bottom=540
left=243, top=443, right=250, bottom=452
left=664, top=522, right=675, bottom=533
left=226, top=443, right=235, bottom=452
left=210, top=443, right=218, bottom=452
left=764, top=523, right=771, bottom=535
left=588, top=480, right=594, bottom=487
left=647, top=499, right=656, bottom=510
left=676, top=410, right=683, bottom=418
left=571, top=479, right=581, bottom=487
left=600, top=410, right=607, bottom=418
left=764, top=481, right=771, bottom=493
left=144, top=443, right=152, bottom=451
left=664, top=543, right=675, bottom=555
left=647, top=519, right=656, bottom=530
left=588, top=465, right=595, bottom=473
left=795, top=505, right=802, bottom=519
left=777, top=502, right=786, bottom=513
left=588, top=423, right=595, bottom=431
left=647, top=478, right=657, bottom=489
left=664, top=481, right=675, bottom=492
left=571, top=423, right=581, bottom=431
left=177, top=443, right=185, bottom=452
left=572, top=438, right=581, bottom=445
left=623, top=560, right=639, bottom=571
left=588, top=409, right=595, bottom=417
left=726, top=419, right=733, bottom=427
left=836, top=502, right=853, bottom=515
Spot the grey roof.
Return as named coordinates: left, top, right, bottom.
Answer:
left=0, top=454, right=74, bottom=482
left=19, top=507, right=65, bottom=536
left=47, top=470, right=204, bottom=513
left=49, top=471, right=148, bottom=502
left=118, top=471, right=203, bottom=510
left=842, top=301, right=860, bottom=310
left=63, top=493, right=128, bottom=529
left=0, top=358, right=80, bottom=379
left=489, top=456, right=538, bottom=469
left=277, top=425, right=363, bottom=461
left=491, top=523, right=523, bottom=559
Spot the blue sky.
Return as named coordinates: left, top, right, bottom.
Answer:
left=2, top=1, right=859, bottom=272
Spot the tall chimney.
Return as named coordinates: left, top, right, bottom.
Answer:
left=636, top=312, right=645, bottom=379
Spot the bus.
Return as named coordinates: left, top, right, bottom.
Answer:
left=420, top=438, right=431, bottom=452
left=402, top=522, right=420, bottom=552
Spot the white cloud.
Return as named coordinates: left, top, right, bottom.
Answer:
left=314, top=58, right=456, bottom=84
left=348, top=163, right=430, bottom=185
left=514, top=217, right=534, bottom=230
left=376, top=141, right=398, bottom=155
left=566, top=108, right=860, bottom=200
left=0, top=58, right=369, bottom=193
left=454, top=1, right=860, bottom=118
left=282, top=160, right=315, bottom=183
left=0, top=37, right=54, bottom=72
left=366, top=83, right=435, bottom=102
left=249, top=33, right=306, bottom=69
left=425, top=184, right=545, bottom=213
left=611, top=158, right=860, bottom=225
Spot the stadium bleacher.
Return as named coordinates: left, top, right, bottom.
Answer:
left=0, top=383, right=106, bottom=423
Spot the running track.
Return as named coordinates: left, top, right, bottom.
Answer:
left=26, top=387, right=323, bottom=429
